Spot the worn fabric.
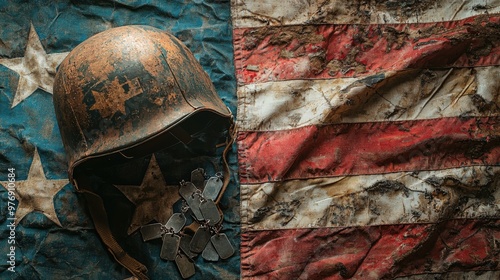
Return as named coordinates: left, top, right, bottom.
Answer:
left=232, top=0, right=500, bottom=279
left=2, top=0, right=500, bottom=279
left=0, top=1, right=238, bottom=279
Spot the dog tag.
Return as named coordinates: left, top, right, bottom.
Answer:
left=211, top=233, right=234, bottom=259
left=186, top=193, right=204, bottom=221
left=201, top=240, right=219, bottom=262
left=140, top=223, right=163, bottom=241
left=179, top=234, right=198, bottom=259
left=190, top=226, right=211, bottom=253
left=200, top=199, right=221, bottom=226
left=179, top=181, right=197, bottom=201
left=160, top=234, right=180, bottom=261
left=165, top=213, right=186, bottom=233
left=175, top=253, right=196, bottom=279
left=202, top=176, right=223, bottom=201
left=191, top=168, right=205, bottom=190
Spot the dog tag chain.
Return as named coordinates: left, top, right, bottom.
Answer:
left=139, top=168, right=234, bottom=279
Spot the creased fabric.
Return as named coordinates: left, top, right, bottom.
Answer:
left=0, top=1, right=239, bottom=279
left=233, top=0, right=500, bottom=279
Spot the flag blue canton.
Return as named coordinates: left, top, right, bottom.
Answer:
left=0, top=1, right=239, bottom=279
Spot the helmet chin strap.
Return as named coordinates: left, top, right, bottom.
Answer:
left=217, top=119, right=236, bottom=205
left=75, top=178, right=150, bottom=280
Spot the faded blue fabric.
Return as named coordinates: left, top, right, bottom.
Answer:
left=0, top=1, right=239, bottom=279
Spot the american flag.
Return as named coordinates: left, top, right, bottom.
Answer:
left=1, top=0, right=499, bottom=279
left=232, top=0, right=500, bottom=279
left=0, top=1, right=238, bottom=279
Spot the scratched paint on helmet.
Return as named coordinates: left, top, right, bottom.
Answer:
left=89, top=77, right=144, bottom=118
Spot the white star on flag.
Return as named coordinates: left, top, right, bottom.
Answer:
left=0, top=148, right=69, bottom=226
left=0, top=23, right=69, bottom=108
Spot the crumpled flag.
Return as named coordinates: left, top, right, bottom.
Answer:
left=232, top=0, right=500, bottom=279
left=0, top=1, right=239, bottom=279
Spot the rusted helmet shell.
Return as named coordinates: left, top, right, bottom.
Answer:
left=53, top=25, right=232, bottom=183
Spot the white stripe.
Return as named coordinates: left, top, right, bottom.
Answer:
left=232, top=0, right=500, bottom=28
left=241, top=166, right=500, bottom=230
left=237, top=67, right=500, bottom=131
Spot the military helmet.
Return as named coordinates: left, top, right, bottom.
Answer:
left=53, top=25, right=233, bottom=279
left=53, top=25, right=233, bottom=184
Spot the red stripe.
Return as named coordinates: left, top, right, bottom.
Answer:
left=241, top=219, right=500, bottom=279
left=237, top=117, right=500, bottom=184
left=233, top=15, right=500, bottom=85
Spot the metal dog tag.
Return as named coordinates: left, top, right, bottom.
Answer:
left=211, top=233, right=234, bottom=259
left=179, top=181, right=198, bottom=201
left=201, top=240, right=219, bottom=262
left=179, top=234, right=198, bottom=259
left=160, top=234, right=180, bottom=261
left=191, top=168, right=205, bottom=190
left=200, top=199, right=221, bottom=226
left=202, top=176, right=223, bottom=201
left=190, top=226, right=211, bottom=253
left=165, top=213, right=186, bottom=233
left=186, top=193, right=204, bottom=221
left=140, top=223, right=163, bottom=241
left=175, top=253, right=196, bottom=279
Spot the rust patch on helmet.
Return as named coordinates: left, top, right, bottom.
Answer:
left=89, top=77, right=143, bottom=118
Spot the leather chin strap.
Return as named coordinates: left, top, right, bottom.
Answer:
left=217, top=121, right=236, bottom=205
left=74, top=120, right=236, bottom=279
left=75, top=181, right=150, bottom=280
left=183, top=120, right=235, bottom=233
